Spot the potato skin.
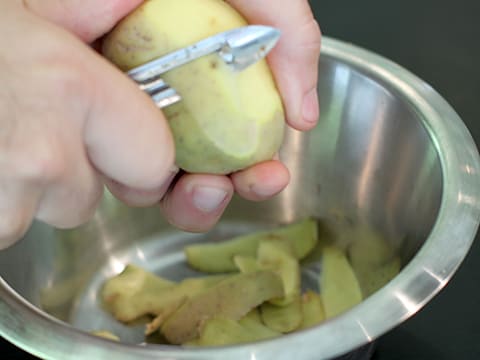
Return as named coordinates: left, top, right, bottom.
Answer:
left=161, top=271, right=284, bottom=344
left=103, top=0, right=285, bottom=174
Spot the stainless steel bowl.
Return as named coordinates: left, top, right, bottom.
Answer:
left=1, top=37, right=480, bottom=360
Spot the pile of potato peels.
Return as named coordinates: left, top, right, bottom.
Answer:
left=99, top=219, right=400, bottom=346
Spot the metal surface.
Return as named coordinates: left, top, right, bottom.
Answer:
left=129, top=25, right=280, bottom=109
left=1, top=37, right=480, bottom=360
left=138, top=78, right=181, bottom=109
left=128, top=25, right=280, bottom=82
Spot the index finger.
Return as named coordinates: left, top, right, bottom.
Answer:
left=227, top=0, right=321, bottom=131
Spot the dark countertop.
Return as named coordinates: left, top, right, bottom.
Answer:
left=3, top=0, right=480, bottom=359
left=313, top=0, right=480, bottom=359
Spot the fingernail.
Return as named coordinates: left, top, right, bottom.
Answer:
left=251, top=184, right=281, bottom=198
left=192, top=186, right=228, bottom=213
left=302, top=87, right=319, bottom=125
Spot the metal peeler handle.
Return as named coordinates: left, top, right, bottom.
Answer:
left=127, top=25, right=281, bottom=109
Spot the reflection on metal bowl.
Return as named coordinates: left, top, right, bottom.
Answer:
left=1, top=37, right=480, bottom=360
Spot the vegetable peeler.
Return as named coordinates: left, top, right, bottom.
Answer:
left=127, top=25, right=281, bottom=109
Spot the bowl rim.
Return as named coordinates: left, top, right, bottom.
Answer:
left=2, top=36, right=480, bottom=360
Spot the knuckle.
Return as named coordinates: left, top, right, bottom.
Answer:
left=20, top=141, right=67, bottom=184
left=27, top=57, right=89, bottom=113
left=36, top=179, right=103, bottom=228
left=0, top=66, right=85, bottom=185
left=311, top=19, right=322, bottom=42
left=49, top=65, right=88, bottom=99
left=0, top=140, right=67, bottom=186
left=302, top=18, right=322, bottom=51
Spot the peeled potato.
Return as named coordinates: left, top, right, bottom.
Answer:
left=103, top=0, right=285, bottom=174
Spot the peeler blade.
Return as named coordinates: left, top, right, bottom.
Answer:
left=219, top=25, right=281, bottom=71
left=128, top=25, right=281, bottom=83
left=127, top=25, right=281, bottom=109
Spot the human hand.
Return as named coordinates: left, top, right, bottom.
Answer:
left=0, top=0, right=320, bottom=249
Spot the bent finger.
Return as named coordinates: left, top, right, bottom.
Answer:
left=81, top=48, right=176, bottom=193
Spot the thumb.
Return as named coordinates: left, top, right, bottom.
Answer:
left=227, top=0, right=321, bottom=131
left=23, top=0, right=144, bottom=42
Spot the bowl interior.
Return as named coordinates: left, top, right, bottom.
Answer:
left=0, top=45, right=443, bottom=347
